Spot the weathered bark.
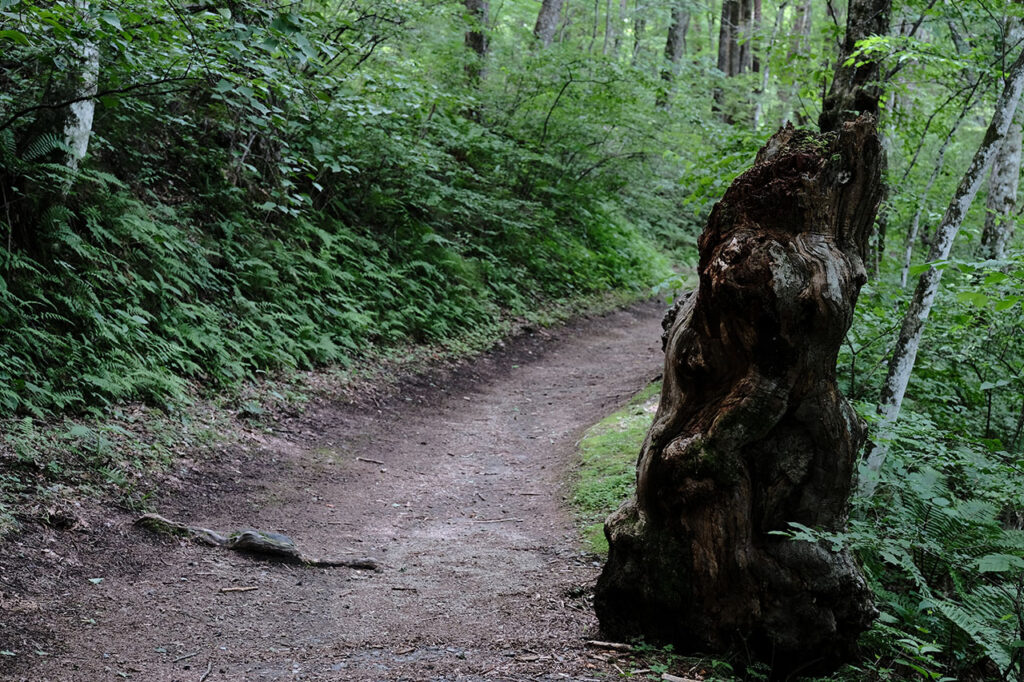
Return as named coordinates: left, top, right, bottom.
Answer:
left=595, top=117, right=884, bottom=674
left=980, top=111, right=1022, bottom=260
left=534, top=0, right=564, bottom=46
left=656, top=4, right=690, bottom=107
left=863, top=47, right=1024, bottom=495
left=819, top=0, right=892, bottom=132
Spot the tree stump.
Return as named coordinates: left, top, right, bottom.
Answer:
left=594, top=118, right=883, bottom=675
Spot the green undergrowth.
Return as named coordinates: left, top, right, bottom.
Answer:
left=0, top=288, right=652, bottom=540
left=0, top=183, right=671, bottom=419
left=574, top=380, right=660, bottom=555
left=573, top=382, right=1024, bottom=680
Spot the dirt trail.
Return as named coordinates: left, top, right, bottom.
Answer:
left=1, top=304, right=664, bottom=681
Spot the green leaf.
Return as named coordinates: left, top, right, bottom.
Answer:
left=956, top=291, right=989, bottom=307
left=99, top=12, right=122, bottom=30
left=976, top=554, right=1024, bottom=573
left=0, top=29, right=30, bottom=45
left=995, top=296, right=1021, bottom=311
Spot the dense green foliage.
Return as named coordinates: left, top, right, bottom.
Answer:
left=3, top=0, right=1024, bottom=679
left=0, top=0, right=708, bottom=418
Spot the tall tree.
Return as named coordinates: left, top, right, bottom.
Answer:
left=753, top=1, right=788, bottom=128
left=716, top=0, right=741, bottom=77
left=864, top=46, right=1024, bottom=494
left=613, top=0, right=628, bottom=54
left=534, top=0, right=564, bottom=46
left=980, top=111, right=1022, bottom=260
left=656, top=3, right=691, bottom=107
left=713, top=0, right=757, bottom=121
left=779, top=0, right=812, bottom=125
left=464, top=0, right=489, bottom=82
left=631, top=0, right=647, bottom=63
left=62, top=0, right=99, bottom=176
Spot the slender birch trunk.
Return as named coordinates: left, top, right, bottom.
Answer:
left=64, top=0, right=99, bottom=176
left=534, top=0, right=564, bottom=46
left=863, top=47, right=1024, bottom=496
left=980, top=111, right=1022, bottom=260
left=898, top=110, right=966, bottom=288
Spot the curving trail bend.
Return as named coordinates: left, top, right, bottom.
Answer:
left=2, top=303, right=664, bottom=682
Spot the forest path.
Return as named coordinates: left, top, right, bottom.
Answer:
left=3, top=304, right=664, bottom=682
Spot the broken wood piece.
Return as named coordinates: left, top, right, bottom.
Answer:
left=199, top=661, right=213, bottom=682
left=471, top=518, right=524, bottom=524
left=356, top=457, right=385, bottom=465
left=661, top=674, right=698, bottom=682
left=173, top=652, right=198, bottom=663
left=219, top=586, right=257, bottom=593
left=585, top=640, right=633, bottom=652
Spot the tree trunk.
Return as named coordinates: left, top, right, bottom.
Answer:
left=980, top=111, right=1022, bottom=261
left=753, top=1, right=787, bottom=129
left=899, top=106, right=969, bottom=287
left=464, top=0, right=489, bottom=82
left=779, top=0, right=811, bottom=125
left=716, top=0, right=739, bottom=76
left=595, top=118, right=884, bottom=675
left=863, top=47, right=1024, bottom=495
left=632, top=0, right=646, bottom=63
left=63, top=0, right=98, bottom=176
left=819, top=0, right=892, bottom=132
left=737, top=0, right=754, bottom=74
left=613, top=0, right=628, bottom=54
left=534, top=0, right=563, bottom=46
left=656, top=4, right=690, bottom=107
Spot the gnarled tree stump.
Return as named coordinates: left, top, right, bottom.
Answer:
left=594, top=117, right=883, bottom=675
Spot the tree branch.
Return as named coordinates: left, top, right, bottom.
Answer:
left=0, top=76, right=201, bottom=134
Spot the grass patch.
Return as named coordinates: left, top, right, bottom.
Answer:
left=574, top=380, right=661, bottom=554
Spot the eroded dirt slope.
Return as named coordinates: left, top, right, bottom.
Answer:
left=1, top=304, right=664, bottom=681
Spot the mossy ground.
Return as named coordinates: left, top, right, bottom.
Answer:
left=573, top=381, right=661, bottom=554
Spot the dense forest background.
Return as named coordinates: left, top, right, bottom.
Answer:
left=2, top=0, right=1024, bottom=679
